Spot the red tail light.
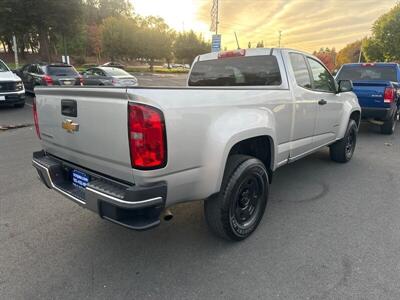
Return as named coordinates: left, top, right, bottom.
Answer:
left=32, top=97, right=41, bottom=139
left=384, top=87, right=395, bottom=103
left=218, top=49, right=246, bottom=59
left=128, top=103, right=167, bottom=169
left=42, top=75, right=53, bottom=86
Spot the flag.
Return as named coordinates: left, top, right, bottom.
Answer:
left=210, top=0, right=218, bottom=32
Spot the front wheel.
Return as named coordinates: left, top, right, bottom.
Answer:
left=204, top=155, right=269, bottom=241
left=330, top=119, right=358, bottom=163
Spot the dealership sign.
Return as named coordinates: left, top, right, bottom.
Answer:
left=211, top=34, right=221, bottom=52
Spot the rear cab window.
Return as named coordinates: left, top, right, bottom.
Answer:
left=188, top=55, right=282, bottom=86
left=337, top=64, right=398, bottom=82
left=47, top=66, right=79, bottom=76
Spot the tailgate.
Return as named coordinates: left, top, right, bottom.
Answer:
left=34, top=87, right=134, bottom=182
left=352, top=81, right=390, bottom=108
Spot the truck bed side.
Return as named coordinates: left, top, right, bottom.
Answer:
left=35, top=85, right=293, bottom=205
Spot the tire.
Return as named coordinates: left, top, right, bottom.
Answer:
left=380, top=109, right=398, bottom=135
left=14, top=102, right=25, bottom=108
left=204, top=155, right=269, bottom=241
left=330, top=119, right=358, bottom=163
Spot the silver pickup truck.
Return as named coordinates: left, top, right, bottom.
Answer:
left=32, top=48, right=361, bottom=241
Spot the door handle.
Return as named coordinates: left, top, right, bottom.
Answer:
left=318, top=99, right=327, bottom=105
left=61, top=99, right=77, bottom=117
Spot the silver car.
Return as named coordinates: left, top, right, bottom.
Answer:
left=82, top=67, right=138, bottom=86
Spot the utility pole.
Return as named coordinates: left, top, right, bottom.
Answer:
left=278, top=30, right=282, bottom=48
left=12, top=34, right=18, bottom=68
left=211, top=0, right=219, bottom=34
left=63, top=34, right=68, bottom=64
left=234, top=32, right=240, bottom=49
left=210, top=0, right=221, bottom=52
left=215, top=0, right=219, bottom=35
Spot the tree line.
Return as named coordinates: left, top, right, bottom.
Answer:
left=0, top=0, right=210, bottom=67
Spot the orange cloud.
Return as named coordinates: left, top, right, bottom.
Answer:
left=196, top=0, right=397, bottom=52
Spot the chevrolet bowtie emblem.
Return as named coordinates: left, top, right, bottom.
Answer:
left=62, top=119, right=79, bottom=133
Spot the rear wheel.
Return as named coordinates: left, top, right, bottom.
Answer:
left=381, top=109, right=398, bottom=135
left=204, top=155, right=269, bottom=241
left=330, top=119, right=358, bottom=163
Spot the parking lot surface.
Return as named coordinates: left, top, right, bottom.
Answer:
left=1, top=74, right=400, bottom=299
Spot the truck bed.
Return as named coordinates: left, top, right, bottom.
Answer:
left=35, top=85, right=292, bottom=202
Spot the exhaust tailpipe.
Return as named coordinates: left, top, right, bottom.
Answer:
left=163, top=209, right=173, bottom=221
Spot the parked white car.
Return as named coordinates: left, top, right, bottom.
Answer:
left=32, top=48, right=360, bottom=241
left=0, top=59, right=25, bottom=108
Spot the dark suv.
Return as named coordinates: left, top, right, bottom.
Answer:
left=16, top=63, right=82, bottom=93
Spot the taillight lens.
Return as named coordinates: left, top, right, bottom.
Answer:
left=33, top=97, right=41, bottom=139
left=42, top=75, right=53, bottom=86
left=128, top=103, right=167, bottom=169
left=384, top=87, right=395, bottom=103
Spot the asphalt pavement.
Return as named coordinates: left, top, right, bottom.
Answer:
left=1, top=74, right=400, bottom=299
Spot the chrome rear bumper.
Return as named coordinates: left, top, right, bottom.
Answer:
left=32, top=151, right=167, bottom=230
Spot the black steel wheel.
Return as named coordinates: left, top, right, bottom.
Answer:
left=204, top=155, right=269, bottom=241
left=344, top=128, right=356, bottom=160
left=330, top=119, right=358, bottom=163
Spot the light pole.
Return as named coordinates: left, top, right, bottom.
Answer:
left=278, top=30, right=282, bottom=48
left=12, top=34, right=18, bottom=68
left=5, top=7, right=18, bottom=68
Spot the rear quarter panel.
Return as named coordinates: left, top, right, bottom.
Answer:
left=126, top=87, right=292, bottom=205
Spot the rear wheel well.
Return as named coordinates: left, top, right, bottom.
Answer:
left=350, top=111, right=361, bottom=128
left=228, top=136, right=273, bottom=181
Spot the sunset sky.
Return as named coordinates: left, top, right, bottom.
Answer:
left=133, top=0, right=397, bottom=52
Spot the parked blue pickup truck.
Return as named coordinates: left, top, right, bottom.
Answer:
left=336, top=63, right=399, bottom=134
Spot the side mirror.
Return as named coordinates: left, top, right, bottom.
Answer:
left=338, top=80, right=353, bottom=93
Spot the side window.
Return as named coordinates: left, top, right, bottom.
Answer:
left=36, top=66, right=44, bottom=75
left=307, top=58, right=336, bottom=93
left=22, top=65, right=30, bottom=72
left=289, top=53, right=312, bottom=89
left=93, top=69, right=104, bottom=76
left=28, top=65, right=37, bottom=73
left=85, top=69, right=94, bottom=75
